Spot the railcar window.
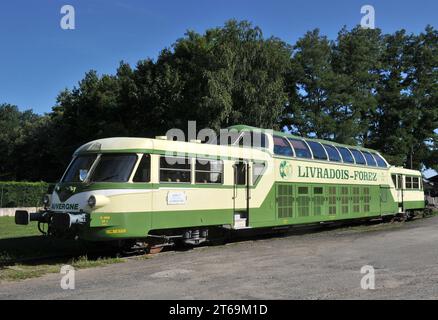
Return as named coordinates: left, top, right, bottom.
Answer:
left=235, top=162, right=247, bottom=185
left=349, top=149, right=366, bottom=165
left=392, top=174, right=397, bottom=187
left=160, top=156, right=191, bottom=183
left=397, top=175, right=403, bottom=189
left=322, top=144, right=342, bottom=162
left=372, top=153, right=388, bottom=167
left=238, top=132, right=251, bottom=147
left=62, top=154, right=97, bottom=182
left=90, top=154, right=138, bottom=182
left=133, top=154, right=151, bottom=183
left=287, top=138, right=312, bottom=159
left=195, top=159, right=223, bottom=184
left=306, top=141, right=327, bottom=160
left=273, top=136, right=293, bottom=157
left=238, top=132, right=268, bottom=149
left=252, top=162, right=266, bottom=185
left=254, top=132, right=268, bottom=149
left=337, top=147, right=355, bottom=164
left=362, top=151, right=377, bottom=166
left=405, top=176, right=412, bottom=189
left=413, top=177, right=419, bottom=189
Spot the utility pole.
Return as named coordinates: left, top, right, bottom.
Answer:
left=410, top=144, right=413, bottom=169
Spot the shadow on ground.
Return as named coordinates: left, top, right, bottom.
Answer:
left=0, top=236, right=116, bottom=267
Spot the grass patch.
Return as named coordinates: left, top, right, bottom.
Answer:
left=0, top=255, right=123, bottom=281
left=0, top=216, right=40, bottom=240
left=0, top=216, right=125, bottom=281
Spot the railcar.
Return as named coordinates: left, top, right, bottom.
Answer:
left=15, top=125, right=425, bottom=251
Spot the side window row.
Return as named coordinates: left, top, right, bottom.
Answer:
left=160, top=156, right=223, bottom=184
left=132, top=155, right=266, bottom=185
left=273, top=136, right=387, bottom=168
left=392, top=174, right=421, bottom=190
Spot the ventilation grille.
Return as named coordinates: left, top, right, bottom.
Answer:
left=363, top=187, right=370, bottom=212
left=352, top=187, right=360, bottom=213
left=341, top=187, right=349, bottom=214
left=313, top=187, right=324, bottom=216
left=297, top=187, right=310, bottom=217
left=328, top=186, right=337, bottom=215
left=277, top=184, right=293, bottom=218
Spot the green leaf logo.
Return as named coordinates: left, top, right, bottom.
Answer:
left=279, top=161, right=292, bottom=179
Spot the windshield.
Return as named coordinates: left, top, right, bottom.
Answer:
left=62, top=154, right=97, bottom=183
left=90, top=154, right=138, bottom=182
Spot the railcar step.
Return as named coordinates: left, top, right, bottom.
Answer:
left=233, top=218, right=248, bottom=229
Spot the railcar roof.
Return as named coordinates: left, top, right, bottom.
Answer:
left=74, top=137, right=270, bottom=160
left=228, top=125, right=380, bottom=154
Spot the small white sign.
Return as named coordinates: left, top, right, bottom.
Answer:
left=167, top=192, right=187, bottom=205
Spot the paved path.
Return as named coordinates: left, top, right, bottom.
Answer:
left=2, top=216, right=438, bottom=299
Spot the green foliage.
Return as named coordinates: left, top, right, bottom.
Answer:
left=0, top=21, right=437, bottom=181
left=0, top=182, right=50, bottom=208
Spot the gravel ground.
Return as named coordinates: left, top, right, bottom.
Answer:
left=1, top=215, right=438, bottom=300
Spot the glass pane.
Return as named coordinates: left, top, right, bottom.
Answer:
left=314, top=187, right=323, bottom=194
left=253, top=162, right=266, bottom=185
left=362, top=151, right=377, bottom=166
left=238, top=132, right=251, bottom=147
left=91, top=154, right=138, bottom=182
left=160, top=156, right=191, bottom=170
left=306, top=141, right=327, bottom=160
left=237, top=132, right=267, bottom=148
left=406, top=176, right=412, bottom=188
left=413, top=177, right=419, bottom=189
left=195, top=159, right=223, bottom=184
left=392, top=174, right=397, bottom=187
left=338, top=147, right=354, bottom=163
left=372, top=153, right=388, bottom=167
left=160, top=170, right=191, bottom=183
left=196, top=171, right=222, bottom=184
left=196, top=159, right=223, bottom=172
left=323, top=144, right=342, bottom=162
left=349, top=149, right=366, bottom=165
left=288, top=138, right=312, bottom=159
left=160, top=156, right=191, bottom=183
left=273, top=136, right=293, bottom=157
left=133, top=155, right=151, bottom=182
left=298, top=186, right=308, bottom=194
left=62, top=154, right=97, bottom=182
left=235, top=162, right=246, bottom=185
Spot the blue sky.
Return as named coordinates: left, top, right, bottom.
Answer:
left=0, top=0, right=436, bottom=114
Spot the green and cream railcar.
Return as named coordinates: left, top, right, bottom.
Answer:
left=15, top=125, right=425, bottom=246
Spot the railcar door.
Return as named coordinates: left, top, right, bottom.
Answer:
left=392, top=174, right=404, bottom=212
left=233, top=161, right=249, bottom=228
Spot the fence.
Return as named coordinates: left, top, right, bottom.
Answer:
left=0, top=182, right=51, bottom=208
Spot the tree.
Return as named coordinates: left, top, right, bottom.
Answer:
left=283, top=29, right=336, bottom=139
left=370, top=26, right=438, bottom=169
